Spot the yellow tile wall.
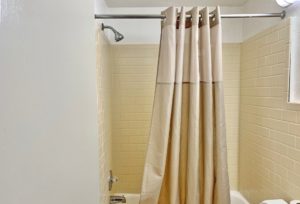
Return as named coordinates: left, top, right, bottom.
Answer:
left=223, top=44, right=241, bottom=189
left=111, top=43, right=241, bottom=193
left=239, top=19, right=300, bottom=203
left=96, top=28, right=113, bottom=204
left=111, top=45, right=158, bottom=193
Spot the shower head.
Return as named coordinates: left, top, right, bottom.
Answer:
left=101, top=23, right=124, bottom=42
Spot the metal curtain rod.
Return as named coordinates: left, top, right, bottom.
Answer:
left=95, top=11, right=286, bottom=19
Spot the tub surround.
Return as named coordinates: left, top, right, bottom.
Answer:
left=239, top=18, right=300, bottom=202
left=109, top=44, right=241, bottom=193
left=113, top=191, right=249, bottom=204
left=96, top=8, right=300, bottom=203
left=111, top=45, right=158, bottom=193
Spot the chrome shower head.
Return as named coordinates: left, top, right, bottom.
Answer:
left=101, top=23, right=124, bottom=42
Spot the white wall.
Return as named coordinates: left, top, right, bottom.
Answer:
left=95, top=0, right=109, bottom=13
left=96, top=0, right=300, bottom=44
left=95, top=3, right=244, bottom=44
left=242, top=0, right=300, bottom=40
left=0, top=0, right=100, bottom=204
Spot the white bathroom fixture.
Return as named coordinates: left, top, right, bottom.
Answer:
left=276, top=0, right=299, bottom=7
left=261, top=199, right=288, bottom=204
left=113, top=191, right=250, bottom=204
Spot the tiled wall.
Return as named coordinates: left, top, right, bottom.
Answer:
left=223, top=44, right=241, bottom=189
left=111, top=45, right=158, bottom=193
left=98, top=18, right=300, bottom=201
left=110, top=44, right=241, bottom=193
left=239, top=19, right=300, bottom=203
left=96, top=28, right=113, bottom=204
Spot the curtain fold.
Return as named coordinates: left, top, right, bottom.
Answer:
left=140, top=6, right=230, bottom=204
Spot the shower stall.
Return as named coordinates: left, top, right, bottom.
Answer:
left=96, top=1, right=300, bottom=204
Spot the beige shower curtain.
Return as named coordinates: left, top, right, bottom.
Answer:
left=139, top=6, right=230, bottom=204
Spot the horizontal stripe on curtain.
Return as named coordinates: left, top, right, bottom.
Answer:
left=139, top=6, right=230, bottom=204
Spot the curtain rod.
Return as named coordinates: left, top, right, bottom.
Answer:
left=95, top=11, right=286, bottom=19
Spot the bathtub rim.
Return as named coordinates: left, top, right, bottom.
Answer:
left=230, top=190, right=250, bottom=204
left=113, top=190, right=250, bottom=204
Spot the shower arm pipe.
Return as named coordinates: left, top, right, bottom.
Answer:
left=95, top=11, right=286, bottom=19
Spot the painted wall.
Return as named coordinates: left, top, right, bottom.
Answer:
left=96, top=28, right=113, bottom=204
left=289, top=17, right=300, bottom=103
left=95, top=2, right=244, bottom=44
left=0, top=0, right=99, bottom=204
left=242, top=0, right=300, bottom=40
left=239, top=19, right=300, bottom=203
left=96, top=0, right=300, bottom=44
left=110, top=43, right=241, bottom=193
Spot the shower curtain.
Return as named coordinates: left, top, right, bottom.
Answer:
left=140, top=6, right=230, bottom=204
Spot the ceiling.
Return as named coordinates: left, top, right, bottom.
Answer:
left=104, top=0, right=249, bottom=7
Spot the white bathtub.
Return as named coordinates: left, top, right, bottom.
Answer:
left=230, top=191, right=250, bottom=204
left=114, top=191, right=249, bottom=204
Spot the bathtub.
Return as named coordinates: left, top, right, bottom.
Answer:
left=114, top=191, right=249, bottom=204
left=231, top=191, right=250, bottom=204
